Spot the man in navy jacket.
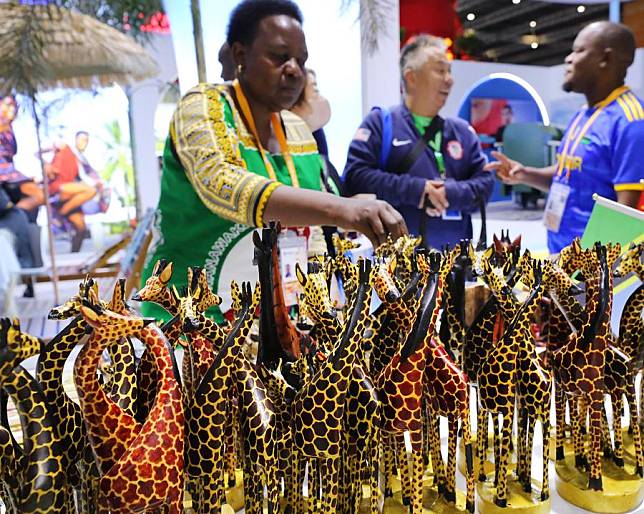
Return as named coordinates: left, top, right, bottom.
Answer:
left=343, top=35, right=494, bottom=249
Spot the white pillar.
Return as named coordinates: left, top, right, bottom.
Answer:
left=128, top=34, right=178, bottom=212
left=360, top=0, right=401, bottom=115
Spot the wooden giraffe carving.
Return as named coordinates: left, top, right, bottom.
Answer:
left=0, top=318, right=73, bottom=513
left=298, top=259, right=382, bottom=513
left=73, top=282, right=144, bottom=477
left=0, top=398, right=20, bottom=513
left=551, top=244, right=612, bottom=490
left=439, top=240, right=469, bottom=357
left=332, top=232, right=360, bottom=304
left=253, top=223, right=304, bottom=367
left=483, top=254, right=552, bottom=500
left=292, top=259, right=374, bottom=513
left=614, top=242, right=644, bottom=439
left=370, top=256, right=422, bottom=378
left=478, top=259, right=544, bottom=507
left=101, top=279, right=139, bottom=419
left=40, top=278, right=102, bottom=512
left=79, top=304, right=185, bottom=513
left=184, top=282, right=261, bottom=513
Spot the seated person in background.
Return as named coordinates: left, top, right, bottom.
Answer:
left=486, top=21, right=643, bottom=254
left=343, top=34, right=494, bottom=249
left=45, top=131, right=102, bottom=252
left=0, top=183, right=34, bottom=269
left=0, top=95, right=44, bottom=223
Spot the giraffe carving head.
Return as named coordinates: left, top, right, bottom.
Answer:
left=332, top=232, right=360, bottom=257
left=108, top=279, right=130, bottom=315
left=614, top=242, right=643, bottom=279
left=188, top=266, right=222, bottom=312
left=49, top=275, right=99, bottom=320
left=492, top=230, right=521, bottom=266
left=558, top=237, right=584, bottom=275
left=0, top=318, right=43, bottom=368
left=469, top=243, right=494, bottom=277
left=542, top=259, right=583, bottom=297
left=175, top=286, right=201, bottom=333
left=373, top=258, right=401, bottom=304
left=295, top=261, right=336, bottom=323
left=131, top=259, right=174, bottom=304
left=482, top=257, right=513, bottom=299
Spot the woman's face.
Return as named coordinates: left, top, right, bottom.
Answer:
left=235, top=15, right=308, bottom=112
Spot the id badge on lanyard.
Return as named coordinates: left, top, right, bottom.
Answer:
left=277, top=228, right=308, bottom=307
left=543, top=180, right=571, bottom=233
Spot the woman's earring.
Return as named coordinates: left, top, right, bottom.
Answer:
left=237, top=64, right=243, bottom=77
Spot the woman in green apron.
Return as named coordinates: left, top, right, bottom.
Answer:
left=141, top=0, right=407, bottom=322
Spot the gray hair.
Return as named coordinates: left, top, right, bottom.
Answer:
left=400, top=34, right=447, bottom=90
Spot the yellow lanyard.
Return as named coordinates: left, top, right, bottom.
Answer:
left=233, top=79, right=299, bottom=187
left=556, top=85, right=630, bottom=181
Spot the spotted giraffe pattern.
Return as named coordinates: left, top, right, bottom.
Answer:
left=184, top=282, right=260, bottom=513
left=292, top=259, right=374, bottom=513
left=80, top=305, right=185, bottom=513
left=614, top=243, right=644, bottom=442
left=485, top=255, right=552, bottom=500
left=370, top=259, right=421, bottom=378
left=299, top=259, right=381, bottom=513
left=73, top=283, right=144, bottom=476
left=0, top=408, right=19, bottom=513
left=101, top=280, right=139, bottom=419
left=332, top=232, right=360, bottom=305
left=296, top=260, right=337, bottom=355
left=40, top=279, right=101, bottom=513
left=478, top=260, right=544, bottom=507
left=551, top=244, right=615, bottom=490
left=0, top=318, right=73, bottom=513
left=377, top=249, right=463, bottom=514
left=439, top=241, right=469, bottom=356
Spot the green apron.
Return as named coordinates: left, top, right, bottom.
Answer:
left=140, top=85, right=323, bottom=323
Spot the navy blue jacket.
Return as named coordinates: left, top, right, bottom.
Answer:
left=343, top=103, right=494, bottom=249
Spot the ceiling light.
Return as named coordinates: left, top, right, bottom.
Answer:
left=512, top=0, right=521, bottom=4
left=577, top=5, right=586, bottom=13
left=529, top=20, right=537, bottom=28
left=531, top=41, right=539, bottom=49
left=466, top=12, right=476, bottom=21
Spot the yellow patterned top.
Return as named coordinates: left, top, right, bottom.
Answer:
left=169, top=83, right=320, bottom=227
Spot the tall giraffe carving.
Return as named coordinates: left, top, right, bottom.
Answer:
left=551, top=244, right=613, bottom=490
left=73, top=282, right=144, bottom=477
left=292, top=259, right=374, bottom=513
left=0, top=318, right=73, bottom=513
left=184, top=281, right=263, bottom=513
left=297, top=259, right=381, bottom=513
left=79, top=302, right=185, bottom=513
left=483, top=254, right=552, bottom=500
left=41, top=278, right=101, bottom=512
left=478, top=259, right=544, bottom=507
left=614, top=242, right=644, bottom=441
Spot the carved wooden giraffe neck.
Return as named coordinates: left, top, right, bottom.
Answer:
left=254, top=227, right=300, bottom=366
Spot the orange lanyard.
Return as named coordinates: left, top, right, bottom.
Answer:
left=556, top=85, right=630, bottom=181
left=233, top=79, right=299, bottom=187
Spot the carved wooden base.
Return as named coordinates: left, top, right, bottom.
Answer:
left=477, top=476, right=551, bottom=514
left=555, top=454, right=644, bottom=513
left=457, top=434, right=517, bottom=477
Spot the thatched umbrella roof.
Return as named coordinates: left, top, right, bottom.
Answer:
left=0, top=2, right=159, bottom=304
left=0, top=2, right=159, bottom=95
